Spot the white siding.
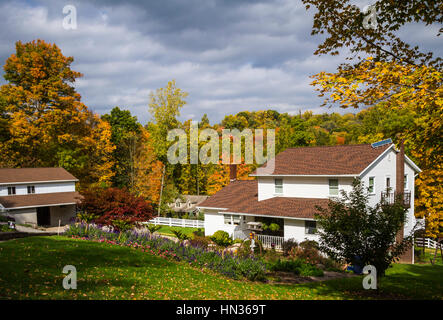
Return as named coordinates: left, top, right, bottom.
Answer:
left=258, top=176, right=354, bottom=200
left=360, top=148, right=397, bottom=207
left=283, top=219, right=319, bottom=243
left=404, top=162, right=416, bottom=237
left=0, top=182, right=75, bottom=196
left=204, top=210, right=234, bottom=236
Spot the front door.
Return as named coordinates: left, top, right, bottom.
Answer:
left=37, top=207, right=51, bottom=226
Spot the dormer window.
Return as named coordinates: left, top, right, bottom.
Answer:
left=274, top=179, right=283, bottom=194
left=175, top=200, right=180, bottom=208
left=7, top=186, right=16, bottom=195
left=187, top=201, right=192, bottom=208
left=27, top=186, right=35, bottom=194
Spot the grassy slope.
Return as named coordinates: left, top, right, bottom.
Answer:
left=0, top=236, right=441, bottom=300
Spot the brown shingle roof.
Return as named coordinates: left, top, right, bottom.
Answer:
left=0, top=168, right=78, bottom=184
left=199, top=180, right=329, bottom=219
left=252, top=143, right=392, bottom=175
left=0, top=192, right=82, bottom=209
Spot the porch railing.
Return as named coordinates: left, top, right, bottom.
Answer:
left=381, top=191, right=411, bottom=208
left=255, top=234, right=285, bottom=251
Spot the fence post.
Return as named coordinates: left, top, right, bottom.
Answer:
left=169, top=217, right=172, bottom=227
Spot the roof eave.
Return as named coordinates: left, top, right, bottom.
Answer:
left=0, top=179, right=79, bottom=186
left=249, top=174, right=359, bottom=177
left=3, top=202, right=77, bottom=210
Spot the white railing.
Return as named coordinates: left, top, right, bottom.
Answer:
left=255, top=234, right=285, bottom=250
left=145, top=217, right=204, bottom=229
left=415, top=238, right=438, bottom=249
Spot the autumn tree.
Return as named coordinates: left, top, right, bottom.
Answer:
left=146, top=80, right=188, bottom=213
left=131, top=127, right=164, bottom=204
left=0, top=40, right=115, bottom=187
left=303, top=1, right=443, bottom=237
left=147, top=80, right=188, bottom=162
left=77, top=187, right=154, bottom=230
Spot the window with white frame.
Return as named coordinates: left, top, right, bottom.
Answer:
left=274, top=179, right=283, bottom=194
left=404, top=174, right=408, bottom=190
left=305, top=221, right=317, bottom=234
left=7, top=186, right=16, bottom=195
left=27, top=185, right=35, bottom=194
left=329, top=179, right=339, bottom=196
left=368, top=177, right=375, bottom=194
left=224, top=214, right=241, bottom=226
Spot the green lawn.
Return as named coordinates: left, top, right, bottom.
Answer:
left=149, top=224, right=202, bottom=237
left=0, top=236, right=442, bottom=300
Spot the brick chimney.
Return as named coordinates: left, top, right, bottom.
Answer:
left=396, top=140, right=405, bottom=201
left=229, top=164, right=237, bottom=183
left=396, top=140, right=413, bottom=263
left=395, top=140, right=405, bottom=243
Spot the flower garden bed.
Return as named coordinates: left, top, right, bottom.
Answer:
left=66, top=223, right=267, bottom=281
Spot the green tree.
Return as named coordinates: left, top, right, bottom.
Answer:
left=315, top=179, right=414, bottom=277
left=102, top=106, right=141, bottom=188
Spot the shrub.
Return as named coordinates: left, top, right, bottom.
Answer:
left=192, top=228, right=205, bottom=238
left=112, top=219, right=133, bottom=232
left=299, top=240, right=319, bottom=250
left=189, top=236, right=211, bottom=249
left=237, top=239, right=264, bottom=257
left=171, top=229, right=190, bottom=241
left=282, top=238, right=298, bottom=256
left=267, top=258, right=323, bottom=277
left=288, top=245, right=323, bottom=265
left=147, top=224, right=161, bottom=235
left=210, top=230, right=233, bottom=247
left=77, top=187, right=154, bottom=228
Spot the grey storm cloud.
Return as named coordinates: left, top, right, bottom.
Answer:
left=0, top=0, right=440, bottom=124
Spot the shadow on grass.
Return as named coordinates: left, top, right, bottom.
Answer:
left=268, top=263, right=443, bottom=300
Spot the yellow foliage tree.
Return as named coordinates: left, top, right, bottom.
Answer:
left=0, top=40, right=115, bottom=187
left=312, top=58, right=442, bottom=237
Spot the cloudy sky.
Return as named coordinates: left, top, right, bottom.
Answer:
left=0, top=0, right=440, bottom=124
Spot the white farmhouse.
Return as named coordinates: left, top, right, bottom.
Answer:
left=0, top=168, right=81, bottom=227
left=198, top=140, right=421, bottom=263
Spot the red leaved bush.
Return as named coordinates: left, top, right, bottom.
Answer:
left=78, top=187, right=154, bottom=228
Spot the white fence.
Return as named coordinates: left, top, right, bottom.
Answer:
left=415, top=238, right=439, bottom=249
left=256, top=234, right=285, bottom=250
left=145, top=217, right=204, bottom=229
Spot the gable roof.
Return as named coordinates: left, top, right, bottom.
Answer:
left=251, top=143, right=393, bottom=176
left=0, top=191, right=82, bottom=209
left=0, top=168, right=78, bottom=185
left=198, top=180, right=329, bottom=219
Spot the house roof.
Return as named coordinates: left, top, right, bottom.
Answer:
left=180, top=195, right=209, bottom=204
left=251, top=143, right=393, bottom=176
left=0, top=192, right=82, bottom=209
left=170, top=195, right=209, bottom=213
left=198, top=180, right=329, bottom=219
left=0, top=167, right=78, bottom=185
